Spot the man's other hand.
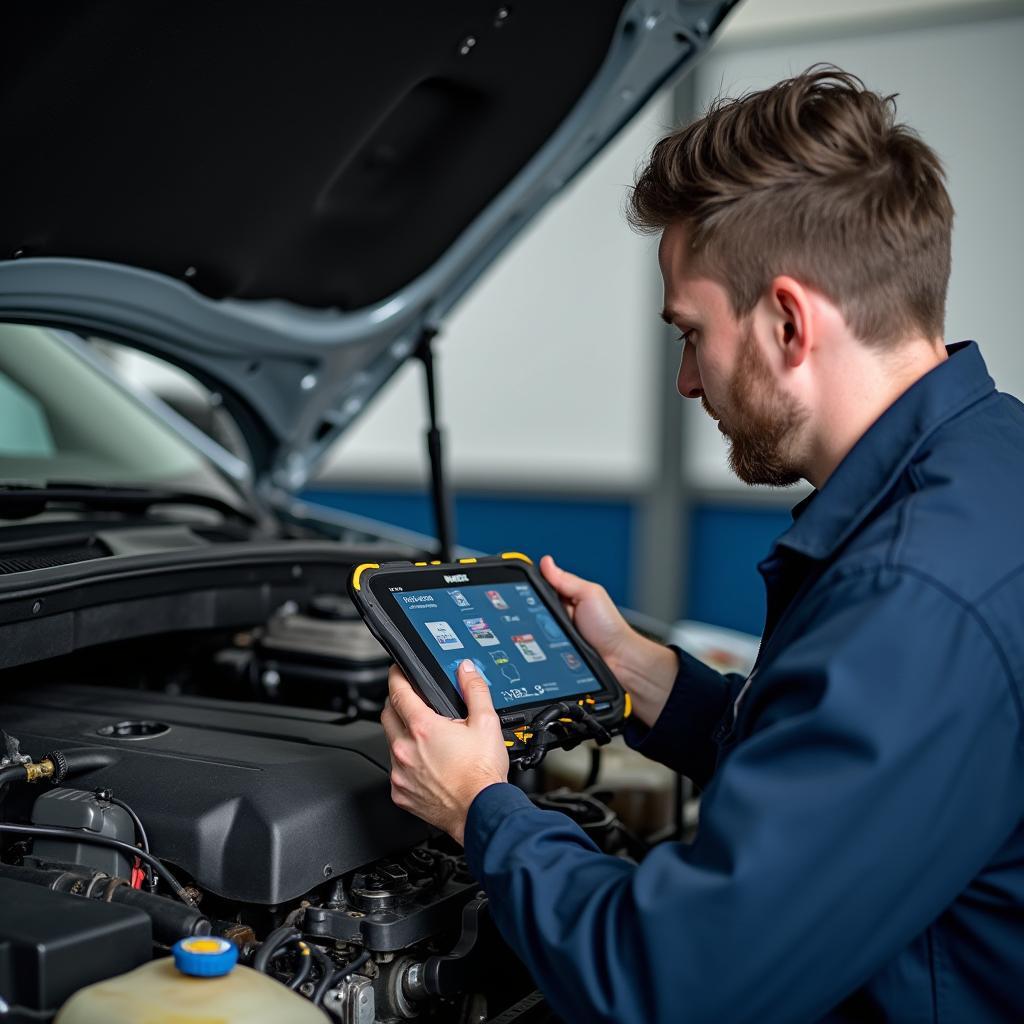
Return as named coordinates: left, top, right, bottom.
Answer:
left=540, top=554, right=635, bottom=662
left=540, top=554, right=678, bottom=727
left=381, top=661, right=509, bottom=845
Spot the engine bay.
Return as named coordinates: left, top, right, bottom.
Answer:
left=0, top=549, right=648, bottom=1023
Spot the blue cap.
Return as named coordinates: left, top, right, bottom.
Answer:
left=172, top=936, right=238, bottom=977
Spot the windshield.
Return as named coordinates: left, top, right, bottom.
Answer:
left=0, top=322, right=245, bottom=505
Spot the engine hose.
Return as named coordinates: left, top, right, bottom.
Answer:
left=0, top=746, right=116, bottom=798
left=287, top=942, right=313, bottom=990
left=0, top=764, right=28, bottom=788
left=55, top=747, right=117, bottom=777
left=108, top=882, right=211, bottom=944
left=0, top=861, right=92, bottom=895
left=328, top=949, right=371, bottom=989
left=0, top=861, right=210, bottom=944
left=0, top=822, right=195, bottom=907
left=252, top=924, right=301, bottom=974
left=314, top=949, right=371, bottom=1005
left=309, top=946, right=336, bottom=1004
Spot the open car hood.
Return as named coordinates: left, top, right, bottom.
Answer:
left=0, top=1, right=737, bottom=493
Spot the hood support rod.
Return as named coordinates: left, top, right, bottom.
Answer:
left=415, top=328, right=456, bottom=562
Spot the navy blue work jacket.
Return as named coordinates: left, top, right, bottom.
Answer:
left=465, top=342, right=1024, bottom=1023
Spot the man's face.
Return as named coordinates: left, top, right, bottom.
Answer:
left=658, top=222, right=807, bottom=487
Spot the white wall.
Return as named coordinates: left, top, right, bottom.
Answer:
left=317, top=1, right=1024, bottom=498
left=684, top=7, right=1024, bottom=491
left=318, top=94, right=672, bottom=491
left=721, top=0, right=1012, bottom=41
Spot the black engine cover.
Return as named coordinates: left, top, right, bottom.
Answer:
left=0, top=684, right=431, bottom=904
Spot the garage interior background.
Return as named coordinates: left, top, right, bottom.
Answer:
left=305, top=0, right=1024, bottom=635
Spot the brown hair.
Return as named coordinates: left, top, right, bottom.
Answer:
left=629, top=66, right=953, bottom=345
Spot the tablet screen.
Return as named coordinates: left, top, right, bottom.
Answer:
left=390, top=578, right=602, bottom=711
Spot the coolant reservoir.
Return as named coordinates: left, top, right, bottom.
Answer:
left=55, top=936, right=328, bottom=1023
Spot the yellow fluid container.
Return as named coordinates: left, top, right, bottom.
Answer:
left=55, top=949, right=329, bottom=1024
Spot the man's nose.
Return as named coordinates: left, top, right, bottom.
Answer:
left=676, top=340, right=703, bottom=399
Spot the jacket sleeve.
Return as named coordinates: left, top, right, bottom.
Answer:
left=621, top=645, right=747, bottom=787
left=464, top=568, right=1024, bottom=1024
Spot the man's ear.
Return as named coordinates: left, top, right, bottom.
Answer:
left=766, top=276, right=813, bottom=369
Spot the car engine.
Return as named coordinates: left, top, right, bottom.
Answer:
left=0, top=570, right=643, bottom=1023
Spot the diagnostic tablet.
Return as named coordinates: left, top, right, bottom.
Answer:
left=349, top=554, right=629, bottom=763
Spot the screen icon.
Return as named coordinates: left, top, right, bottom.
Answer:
left=560, top=651, right=583, bottom=672
left=485, top=590, right=509, bottom=611
left=490, top=649, right=521, bottom=683
left=511, top=633, right=547, bottom=663
left=464, top=617, right=500, bottom=647
left=449, top=590, right=471, bottom=609
left=425, top=621, right=463, bottom=651
left=447, top=658, right=492, bottom=688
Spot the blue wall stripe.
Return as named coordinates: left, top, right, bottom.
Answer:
left=301, top=488, right=635, bottom=608
left=686, top=503, right=792, bottom=636
left=303, top=488, right=792, bottom=637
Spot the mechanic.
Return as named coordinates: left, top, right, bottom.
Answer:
left=379, top=68, right=1024, bottom=1022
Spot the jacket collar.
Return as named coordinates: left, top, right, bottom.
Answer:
left=774, top=341, right=994, bottom=562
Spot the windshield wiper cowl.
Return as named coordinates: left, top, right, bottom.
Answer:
left=0, top=482, right=256, bottom=525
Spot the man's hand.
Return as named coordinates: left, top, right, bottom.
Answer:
left=540, top=554, right=678, bottom=727
left=381, top=660, right=509, bottom=846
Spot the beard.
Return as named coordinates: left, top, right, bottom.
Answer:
left=704, top=328, right=807, bottom=487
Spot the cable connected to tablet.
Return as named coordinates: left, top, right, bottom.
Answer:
left=516, top=700, right=612, bottom=769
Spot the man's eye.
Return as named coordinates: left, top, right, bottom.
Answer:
left=675, top=329, right=696, bottom=345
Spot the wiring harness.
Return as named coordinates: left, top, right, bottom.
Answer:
left=516, top=700, right=612, bottom=770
